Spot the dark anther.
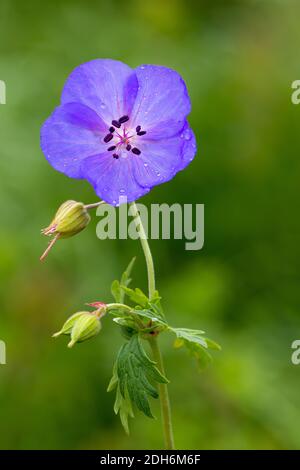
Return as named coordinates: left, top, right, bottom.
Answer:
left=137, top=131, right=146, bottom=136
left=108, top=145, right=116, bottom=151
left=119, top=115, right=129, bottom=124
left=104, top=133, right=113, bottom=143
left=113, top=153, right=119, bottom=159
left=126, top=144, right=132, bottom=151
left=109, top=126, right=115, bottom=133
left=136, top=125, right=141, bottom=133
left=112, top=120, right=121, bottom=128
left=132, top=147, right=141, bottom=155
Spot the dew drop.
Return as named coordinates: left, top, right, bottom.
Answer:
left=100, top=103, right=106, bottom=109
left=184, top=129, right=191, bottom=140
left=143, top=163, right=148, bottom=168
left=119, top=189, right=125, bottom=194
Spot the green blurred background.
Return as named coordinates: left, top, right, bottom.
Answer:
left=1, top=0, right=300, bottom=450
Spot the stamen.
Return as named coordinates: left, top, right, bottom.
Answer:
left=104, top=133, right=113, bottom=143
left=119, top=115, right=129, bottom=124
left=105, top=118, right=143, bottom=158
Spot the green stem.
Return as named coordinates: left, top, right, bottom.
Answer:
left=148, top=336, right=174, bottom=450
left=130, top=202, right=175, bottom=450
left=84, top=201, right=106, bottom=210
left=106, top=303, right=132, bottom=312
left=130, top=203, right=155, bottom=298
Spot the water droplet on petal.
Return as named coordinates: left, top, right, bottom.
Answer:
left=100, top=103, right=106, bottom=109
left=119, top=189, right=125, bottom=194
left=143, top=163, right=148, bottom=168
left=184, top=129, right=191, bottom=140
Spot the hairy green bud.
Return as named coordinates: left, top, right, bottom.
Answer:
left=42, top=200, right=90, bottom=239
left=40, top=200, right=91, bottom=261
left=68, top=312, right=101, bottom=348
left=52, top=312, right=86, bottom=338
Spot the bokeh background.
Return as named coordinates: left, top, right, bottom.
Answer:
left=0, top=0, right=300, bottom=450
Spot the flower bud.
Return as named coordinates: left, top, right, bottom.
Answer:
left=42, top=200, right=90, bottom=238
left=52, top=312, right=85, bottom=338
left=40, top=200, right=90, bottom=261
left=68, top=312, right=101, bottom=348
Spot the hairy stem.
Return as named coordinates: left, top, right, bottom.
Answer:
left=148, top=336, right=175, bottom=450
left=130, top=202, right=155, bottom=298
left=106, top=303, right=132, bottom=312
left=130, top=202, right=175, bottom=450
left=84, top=201, right=106, bottom=210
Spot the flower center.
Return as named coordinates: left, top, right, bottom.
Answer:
left=103, top=115, right=146, bottom=160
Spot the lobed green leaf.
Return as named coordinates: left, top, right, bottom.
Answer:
left=120, top=286, right=149, bottom=308
left=108, top=334, right=168, bottom=424
left=171, top=327, right=221, bottom=370
left=111, top=257, right=136, bottom=303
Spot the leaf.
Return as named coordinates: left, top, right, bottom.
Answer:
left=148, top=290, right=166, bottom=320
left=112, top=317, right=138, bottom=340
left=114, top=334, right=168, bottom=420
left=171, top=328, right=207, bottom=348
left=205, top=337, right=222, bottom=351
left=173, top=336, right=212, bottom=369
left=107, top=362, right=118, bottom=392
left=120, top=286, right=149, bottom=308
left=133, top=308, right=168, bottom=330
left=171, top=327, right=221, bottom=370
left=111, top=280, right=122, bottom=304
left=111, top=257, right=136, bottom=303
left=107, top=363, right=134, bottom=434
left=120, top=257, right=136, bottom=287
left=115, top=386, right=134, bottom=435
left=121, top=286, right=167, bottom=323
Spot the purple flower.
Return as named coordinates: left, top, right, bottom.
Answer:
left=41, top=59, right=196, bottom=206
